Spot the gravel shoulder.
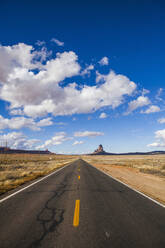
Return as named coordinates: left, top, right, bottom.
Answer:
left=90, top=163, right=165, bottom=205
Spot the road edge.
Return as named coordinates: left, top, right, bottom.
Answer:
left=0, top=160, right=74, bottom=204
left=87, top=161, right=165, bottom=208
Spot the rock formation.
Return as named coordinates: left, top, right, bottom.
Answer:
left=90, top=144, right=165, bottom=156
left=93, top=144, right=106, bottom=154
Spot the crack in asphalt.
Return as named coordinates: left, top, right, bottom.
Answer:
left=28, top=171, right=73, bottom=248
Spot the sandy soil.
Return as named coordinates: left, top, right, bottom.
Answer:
left=92, top=163, right=165, bottom=205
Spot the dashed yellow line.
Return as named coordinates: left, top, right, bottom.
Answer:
left=73, top=200, right=80, bottom=227
left=78, top=168, right=80, bottom=171
left=78, top=175, right=80, bottom=180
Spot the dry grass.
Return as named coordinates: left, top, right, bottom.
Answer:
left=82, top=154, right=165, bottom=178
left=0, top=153, right=78, bottom=194
left=82, top=154, right=165, bottom=205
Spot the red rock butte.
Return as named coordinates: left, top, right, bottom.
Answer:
left=93, top=144, right=105, bottom=154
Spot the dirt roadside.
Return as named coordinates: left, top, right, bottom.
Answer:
left=91, top=163, right=165, bottom=205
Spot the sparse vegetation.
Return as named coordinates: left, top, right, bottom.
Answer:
left=82, top=154, right=165, bottom=204
left=0, top=154, right=78, bottom=194
left=82, top=154, right=165, bottom=178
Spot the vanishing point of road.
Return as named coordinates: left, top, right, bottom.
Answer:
left=0, top=159, right=165, bottom=248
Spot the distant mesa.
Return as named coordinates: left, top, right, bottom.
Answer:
left=0, top=146, right=52, bottom=154
left=90, top=144, right=165, bottom=156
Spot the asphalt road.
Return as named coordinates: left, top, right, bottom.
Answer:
left=0, top=159, right=165, bottom=248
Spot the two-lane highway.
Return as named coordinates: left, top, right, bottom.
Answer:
left=0, top=159, right=165, bottom=248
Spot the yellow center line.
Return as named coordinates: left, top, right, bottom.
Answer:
left=78, top=168, right=80, bottom=171
left=78, top=175, right=80, bottom=180
left=73, top=200, right=80, bottom=227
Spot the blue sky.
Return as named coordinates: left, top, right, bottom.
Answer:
left=0, top=0, right=165, bottom=153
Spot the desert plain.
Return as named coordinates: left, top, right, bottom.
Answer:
left=83, top=154, right=165, bottom=205
left=0, top=153, right=165, bottom=205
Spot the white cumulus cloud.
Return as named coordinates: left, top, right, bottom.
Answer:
left=10, top=109, right=24, bottom=116
left=141, top=105, right=160, bottom=114
left=147, top=129, right=165, bottom=147
left=155, top=88, right=164, bottom=102
left=72, top=140, right=84, bottom=145
left=126, top=95, right=150, bottom=114
left=51, top=38, right=64, bottom=46
left=99, top=56, right=109, bottom=66
left=0, top=132, right=39, bottom=149
left=74, top=131, right=104, bottom=137
left=81, top=64, right=94, bottom=76
left=0, top=115, right=53, bottom=131
left=158, top=118, right=165, bottom=124
left=36, top=40, right=46, bottom=46
left=37, top=117, right=53, bottom=127
left=99, top=112, right=107, bottom=119
left=0, top=43, right=136, bottom=118
left=36, top=132, right=72, bottom=149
